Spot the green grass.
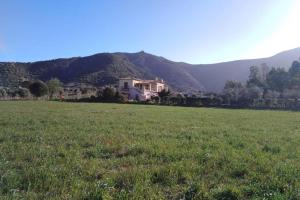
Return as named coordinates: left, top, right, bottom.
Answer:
left=1, top=101, right=300, bottom=199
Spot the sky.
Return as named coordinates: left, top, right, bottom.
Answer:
left=0, top=0, right=300, bottom=64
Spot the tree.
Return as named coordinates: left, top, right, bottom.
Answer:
left=246, top=86, right=263, bottom=99
left=158, top=89, right=170, bottom=98
left=21, top=80, right=32, bottom=89
left=47, top=78, right=62, bottom=99
left=101, top=87, right=116, bottom=101
left=266, top=68, right=289, bottom=92
left=288, top=61, right=300, bottom=88
left=223, top=80, right=244, bottom=104
left=260, top=63, right=269, bottom=83
left=289, top=60, right=300, bottom=75
left=247, top=66, right=263, bottom=87
left=282, top=89, right=300, bottom=99
left=114, top=91, right=126, bottom=102
left=29, top=80, right=49, bottom=98
left=238, top=86, right=263, bottom=106
left=264, top=90, right=280, bottom=99
left=158, top=89, right=171, bottom=104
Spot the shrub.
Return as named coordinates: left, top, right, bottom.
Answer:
left=17, top=87, right=30, bottom=98
left=29, top=80, right=49, bottom=97
left=20, top=80, right=32, bottom=89
left=158, top=89, right=171, bottom=99
left=102, top=87, right=115, bottom=101
left=0, top=88, right=7, bottom=98
left=114, top=91, right=126, bottom=102
left=95, top=87, right=125, bottom=102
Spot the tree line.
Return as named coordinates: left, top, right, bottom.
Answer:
left=3, top=61, right=300, bottom=110
left=221, top=60, right=300, bottom=109
left=0, top=78, right=62, bottom=100
left=70, top=60, right=300, bottom=110
left=125, top=60, right=300, bottom=109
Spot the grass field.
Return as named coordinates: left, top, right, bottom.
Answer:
left=1, top=102, right=300, bottom=199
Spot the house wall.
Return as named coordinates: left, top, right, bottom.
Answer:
left=119, top=79, right=136, bottom=89
left=150, top=83, right=156, bottom=92
left=119, top=78, right=167, bottom=101
left=150, top=82, right=165, bottom=92
left=156, top=82, right=165, bottom=92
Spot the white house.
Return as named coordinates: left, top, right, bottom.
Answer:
left=118, top=77, right=167, bottom=101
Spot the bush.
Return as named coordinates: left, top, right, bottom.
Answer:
left=17, top=87, right=30, bottom=98
left=158, top=89, right=171, bottom=99
left=102, top=87, right=115, bottom=101
left=29, top=81, right=49, bottom=97
left=0, top=88, right=7, bottom=98
left=20, top=80, right=32, bottom=89
left=93, top=87, right=125, bottom=103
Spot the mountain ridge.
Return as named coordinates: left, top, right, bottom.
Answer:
left=1, top=47, right=300, bottom=92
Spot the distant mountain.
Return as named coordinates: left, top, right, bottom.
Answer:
left=187, top=47, right=300, bottom=91
left=1, top=48, right=300, bottom=92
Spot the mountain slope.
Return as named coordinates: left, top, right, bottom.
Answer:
left=186, top=47, right=300, bottom=91
left=1, top=47, right=300, bottom=92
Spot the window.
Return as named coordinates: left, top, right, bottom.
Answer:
left=124, top=82, right=128, bottom=89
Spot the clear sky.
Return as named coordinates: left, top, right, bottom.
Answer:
left=1, top=0, right=300, bottom=64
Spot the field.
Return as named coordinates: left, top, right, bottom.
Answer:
left=1, top=102, right=300, bottom=199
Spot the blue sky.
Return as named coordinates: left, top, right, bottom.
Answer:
left=0, top=0, right=300, bottom=64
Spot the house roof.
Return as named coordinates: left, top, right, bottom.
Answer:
left=119, top=77, right=165, bottom=84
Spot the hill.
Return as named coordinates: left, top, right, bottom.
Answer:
left=1, top=47, right=300, bottom=92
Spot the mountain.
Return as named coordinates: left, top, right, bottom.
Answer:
left=1, top=48, right=300, bottom=92
left=187, top=47, right=300, bottom=91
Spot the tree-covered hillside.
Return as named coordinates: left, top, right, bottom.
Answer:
left=1, top=48, right=300, bottom=92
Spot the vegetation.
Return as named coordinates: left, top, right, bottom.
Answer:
left=158, top=89, right=171, bottom=99
left=0, top=87, right=31, bottom=99
left=17, top=87, right=31, bottom=98
left=221, top=60, right=300, bottom=109
left=29, top=80, right=49, bottom=98
left=89, top=87, right=125, bottom=102
left=1, top=101, right=300, bottom=199
left=47, top=78, right=63, bottom=99
left=0, top=88, right=7, bottom=98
